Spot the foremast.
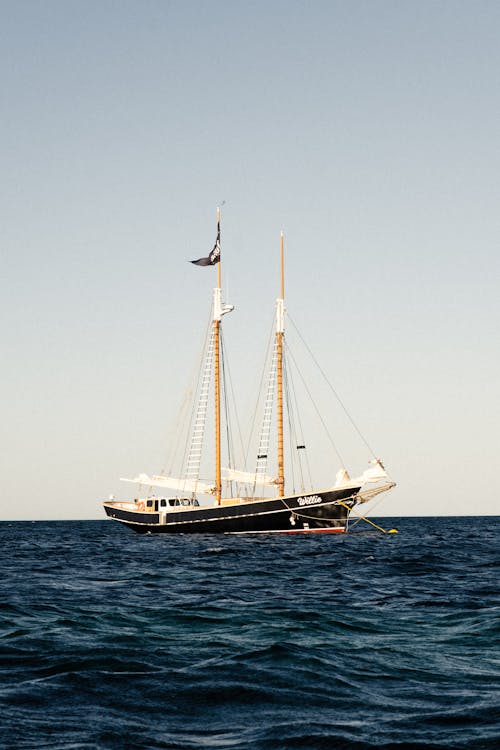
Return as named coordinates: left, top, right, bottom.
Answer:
left=211, top=207, right=234, bottom=504
left=276, top=232, right=285, bottom=497
left=213, top=207, right=222, bottom=504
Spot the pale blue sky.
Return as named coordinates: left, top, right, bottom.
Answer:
left=1, top=0, right=499, bottom=519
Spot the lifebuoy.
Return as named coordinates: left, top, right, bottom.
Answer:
left=136, top=501, right=145, bottom=511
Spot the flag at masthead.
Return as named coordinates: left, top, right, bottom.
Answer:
left=190, top=220, right=221, bottom=266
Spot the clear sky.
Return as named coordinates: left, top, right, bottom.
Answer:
left=1, top=0, right=499, bottom=520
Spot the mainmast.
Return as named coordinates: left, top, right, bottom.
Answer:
left=276, top=232, right=285, bottom=497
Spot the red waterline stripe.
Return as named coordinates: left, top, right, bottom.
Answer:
left=228, top=527, right=346, bottom=535
left=279, top=527, right=345, bottom=534
left=229, top=526, right=345, bottom=536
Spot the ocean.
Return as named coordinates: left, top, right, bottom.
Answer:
left=0, top=517, right=498, bottom=749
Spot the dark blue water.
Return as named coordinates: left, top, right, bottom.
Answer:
left=0, top=518, right=498, bottom=749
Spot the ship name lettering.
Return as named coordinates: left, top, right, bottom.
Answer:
left=297, top=495, right=322, bottom=506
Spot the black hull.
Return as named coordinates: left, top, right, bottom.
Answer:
left=103, top=487, right=361, bottom=535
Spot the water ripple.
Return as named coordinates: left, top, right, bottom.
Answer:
left=0, top=517, right=498, bottom=749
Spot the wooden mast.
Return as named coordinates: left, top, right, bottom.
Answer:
left=276, top=231, right=285, bottom=497
left=214, top=207, right=222, bottom=505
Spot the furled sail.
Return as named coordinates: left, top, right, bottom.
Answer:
left=222, top=468, right=278, bottom=486
left=120, top=473, right=214, bottom=494
left=335, top=468, right=351, bottom=486
left=353, top=460, right=389, bottom=485
left=333, top=461, right=389, bottom=488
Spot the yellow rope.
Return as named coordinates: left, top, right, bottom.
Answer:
left=336, top=500, right=398, bottom=534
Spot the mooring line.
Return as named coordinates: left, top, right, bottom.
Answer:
left=337, top=500, right=398, bottom=534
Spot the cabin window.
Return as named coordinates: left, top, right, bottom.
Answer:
left=146, top=500, right=153, bottom=508
left=193, top=499, right=200, bottom=507
left=181, top=499, right=190, bottom=507
left=160, top=499, right=167, bottom=508
left=168, top=499, right=176, bottom=507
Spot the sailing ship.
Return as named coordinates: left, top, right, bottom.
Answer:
left=103, top=211, right=395, bottom=534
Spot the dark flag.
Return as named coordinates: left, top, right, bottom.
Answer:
left=190, top=222, right=221, bottom=266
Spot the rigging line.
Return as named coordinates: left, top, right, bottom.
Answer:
left=284, top=344, right=312, bottom=491
left=244, top=313, right=276, bottom=468
left=284, top=350, right=306, bottom=494
left=282, top=354, right=296, bottom=493
left=336, top=500, right=396, bottom=533
left=349, top=498, right=384, bottom=529
left=284, top=340, right=346, bottom=467
left=219, top=328, right=246, bottom=476
left=283, top=358, right=295, bottom=492
left=287, top=312, right=377, bottom=458
left=349, top=486, right=394, bottom=528
left=253, top=330, right=279, bottom=496
left=220, top=330, right=237, bottom=498
left=220, top=333, right=231, bottom=459
left=160, top=312, right=213, bottom=479
left=179, top=308, right=214, bottom=484
left=220, top=328, right=250, bottom=496
left=160, top=385, right=191, bottom=477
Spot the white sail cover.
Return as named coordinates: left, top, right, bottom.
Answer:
left=333, top=460, right=390, bottom=488
left=222, top=468, right=278, bottom=486
left=120, top=473, right=214, bottom=494
left=335, top=468, right=351, bottom=486
left=353, top=460, right=389, bottom=485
